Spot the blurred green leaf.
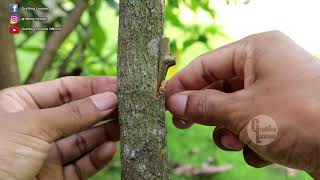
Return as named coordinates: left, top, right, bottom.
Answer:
left=90, top=15, right=107, bottom=55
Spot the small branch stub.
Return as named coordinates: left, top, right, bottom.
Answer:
left=156, top=37, right=176, bottom=95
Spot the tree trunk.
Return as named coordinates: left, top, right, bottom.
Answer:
left=117, top=0, right=171, bottom=179
left=0, top=1, right=20, bottom=89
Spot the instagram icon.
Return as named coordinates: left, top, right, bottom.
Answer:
left=10, top=15, right=19, bottom=25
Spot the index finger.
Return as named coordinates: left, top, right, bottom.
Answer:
left=165, top=41, right=246, bottom=99
left=18, top=76, right=116, bottom=109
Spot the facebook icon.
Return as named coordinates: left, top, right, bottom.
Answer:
left=9, top=4, right=19, bottom=13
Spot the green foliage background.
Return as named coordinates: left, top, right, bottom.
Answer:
left=16, top=0, right=311, bottom=179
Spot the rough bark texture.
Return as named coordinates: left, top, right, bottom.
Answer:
left=117, top=0, right=168, bottom=179
left=0, top=1, right=20, bottom=89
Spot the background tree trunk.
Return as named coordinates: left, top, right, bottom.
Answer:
left=117, top=0, right=169, bottom=179
left=26, top=0, right=89, bottom=84
left=0, top=1, right=20, bottom=89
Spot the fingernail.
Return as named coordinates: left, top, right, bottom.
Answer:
left=91, top=92, right=117, bottom=111
left=168, top=93, right=188, bottom=116
left=221, top=135, right=234, bottom=150
left=176, top=119, right=193, bottom=129
left=220, top=134, right=243, bottom=150
left=179, top=119, right=187, bottom=126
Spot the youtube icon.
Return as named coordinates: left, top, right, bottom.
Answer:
left=9, top=26, right=20, bottom=34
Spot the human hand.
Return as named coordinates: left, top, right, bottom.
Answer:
left=0, top=76, right=119, bottom=180
left=166, top=31, right=320, bottom=177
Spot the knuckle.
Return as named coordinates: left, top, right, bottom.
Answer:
left=53, top=141, right=65, bottom=163
left=242, top=35, right=261, bottom=53
left=58, top=76, right=80, bottom=83
left=245, top=30, right=284, bottom=41
left=72, top=163, right=82, bottom=180
left=89, top=152, right=100, bottom=171
left=225, top=92, right=251, bottom=132
left=268, top=30, right=284, bottom=36
left=237, top=31, right=288, bottom=73
left=68, top=103, right=83, bottom=123
left=243, top=30, right=286, bottom=48
left=75, top=133, right=88, bottom=156
left=198, top=90, right=211, bottom=121
left=187, top=90, right=215, bottom=121
left=58, top=78, right=73, bottom=104
left=264, top=30, right=287, bottom=42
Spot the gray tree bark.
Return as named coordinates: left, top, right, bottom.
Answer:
left=117, top=0, right=170, bottom=179
left=0, top=1, right=20, bottom=89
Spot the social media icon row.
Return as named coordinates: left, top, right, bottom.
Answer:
left=9, top=4, right=19, bottom=34
left=9, top=4, right=18, bottom=13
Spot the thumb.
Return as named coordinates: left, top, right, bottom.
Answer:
left=12, top=92, right=117, bottom=143
left=167, top=89, right=248, bottom=132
